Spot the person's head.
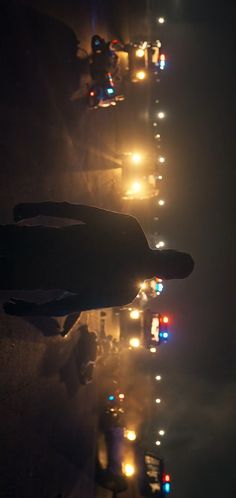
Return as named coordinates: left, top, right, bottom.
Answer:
left=150, top=249, right=194, bottom=280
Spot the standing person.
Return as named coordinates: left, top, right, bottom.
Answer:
left=1, top=202, right=194, bottom=316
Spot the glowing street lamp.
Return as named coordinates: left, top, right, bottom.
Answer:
left=157, top=111, right=165, bottom=119
left=158, top=430, right=165, bottom=436
left=155, top=133, right=161, bottom=139
left=153, top=122, right=158, bottom=127
left=155, top=398, right=161, bottom=404
left=157, top=175, right=163, bottom=180
left=155, top=375, right=162, bottom=381
left=158, top=156, right=165, bottom=163
left=158, top=199, right=165, bottom=206
left=155, top=440, right=161, bottom=446
left=158, top=17, right=165, bottom=24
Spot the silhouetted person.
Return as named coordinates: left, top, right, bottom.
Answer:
left=1, top=202, right=194, bottom=316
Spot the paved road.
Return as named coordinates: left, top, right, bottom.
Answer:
left=0, top=1, right=150, bottom=497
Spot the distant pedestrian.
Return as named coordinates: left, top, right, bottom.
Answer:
left=1, top=202, right=194, bottom=316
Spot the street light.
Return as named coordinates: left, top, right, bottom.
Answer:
left=155, top=133, right=161, bottom=139
left=155, top=398, right=161, bottom=404
left=150, top=347, right=157, bottom=353
left=158, top=156, right=165, bottom=163
left=158, top=17, right=165, bottom=24
left=153, top=122, right=158, bottom=127
left=157, top=111, right=165, bottom=119
left=159, top=430, right=165, bottom=436
left=158, top=199, right=165, bottom=206
left=157, top=175, right=163, bottom=180
left=155, top=440, right=161, bottom=446
left=155, top=375, right=162, bottom=381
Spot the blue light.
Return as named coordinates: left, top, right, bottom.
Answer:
left=107, top=87, right=114, bottom=95
left=156, top=283, right=163, bottom=292
left=108, top=395, right=115, bottom=401
left=159, top=332, right=163, bottom=338
left=163, top=332, right=168, bottom=339
left=163, top=482, right=170, bottom=494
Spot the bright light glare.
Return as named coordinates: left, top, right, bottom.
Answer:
left=158, top=199, right=165, bottom=206
left=155, top=134, right=161, bottom=139
left=153, top=122, right=158, bottom=127
left=155, top=398, right=161, bottom=404
left=158, top=17, right=165, bottom=24
left=155, top=375, right=162, bottom=381
left=156, top=241, right=165, bottom=248
left=129, top=337, right=141, bottom=348
left=131, top=153, right=142, bottom=164
left=159, top=430, right=165, bottom=436
left=159, top=156, right=165, bottom=163
left=163, top=316, right=169, bottom=323
left=157, top=112, right=165, bottom=119
left=136, top=48, right=145, bottom=57
left=123, top=463, right=135, bottom=477
left=157, top=175, right=163, bottom=180
left=140, top=281, right=147, bottom=290
left=125, top=429, right=137, bottom=441
left=131, top=181, right=142, bottom=193
left=150, top=347, right=157, bottom=353
left=130, top=309, right=140, bottom=320
left=155, top=440, right=161, bottom=446
left=136, top=70, right=146, bottom=80
left=119, top=393, right=125, bottom=400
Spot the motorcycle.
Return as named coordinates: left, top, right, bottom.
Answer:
left=88, top=35, right=124, bottom=109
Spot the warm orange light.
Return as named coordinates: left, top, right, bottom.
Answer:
left=163, top=316, right=169, bottom=323
left=119, top=393, right=125, bottom=400
left=164, top=474, right=170, bottom=482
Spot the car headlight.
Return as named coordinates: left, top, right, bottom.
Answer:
left=129, top=337, right=141, bottom=348
left=136, top=70, right=146, bottom=80
left=130, top=309, right=140, bottom=319
left=135, top=48, right=145, bottom=58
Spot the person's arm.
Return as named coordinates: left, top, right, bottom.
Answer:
left=13, top=202, right=128, bottom=225
left=3, top=294, right=82, bottom=317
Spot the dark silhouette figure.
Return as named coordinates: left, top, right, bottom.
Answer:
left=1, top=202, right=194, bottom=316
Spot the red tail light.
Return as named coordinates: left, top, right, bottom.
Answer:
left=163, top=474, right=170, bottom=482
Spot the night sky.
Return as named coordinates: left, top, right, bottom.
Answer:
left=148, top=1, right=236, bottom=497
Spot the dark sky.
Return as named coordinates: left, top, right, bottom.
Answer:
left=148, top=3, right=236, bottom=497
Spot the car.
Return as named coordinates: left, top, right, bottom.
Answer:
left=135, top=444, right=171, bottom=497
left=118, top=307, right=169, bottom=351
left=127, top=40, right=163, bottom=82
